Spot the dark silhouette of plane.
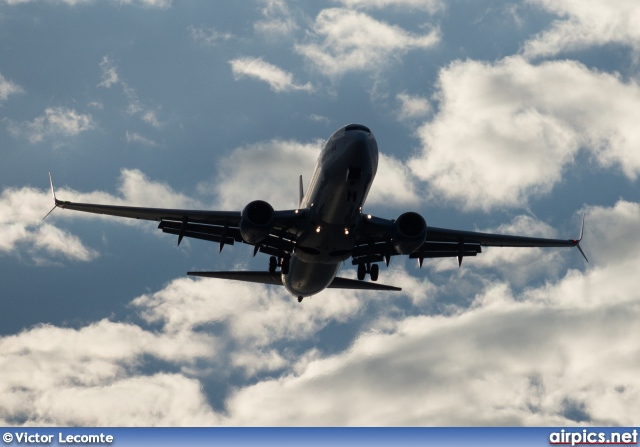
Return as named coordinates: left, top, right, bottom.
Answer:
left=47, top=124, right=587, bottom=302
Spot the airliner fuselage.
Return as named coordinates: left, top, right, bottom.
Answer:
left=284, top=124, right=378, bottom=297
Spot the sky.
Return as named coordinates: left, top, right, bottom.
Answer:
left=1, top=0, right=640, bottom=426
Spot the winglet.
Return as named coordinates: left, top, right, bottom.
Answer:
left=575, top=213, right=588, bottom=262
left=298, top=175, right=304, bottom=208
left=42, top=172, right=59, bottom=220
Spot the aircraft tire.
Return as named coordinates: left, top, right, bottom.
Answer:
left=357, top=263, right=366, bottom=280
left=370, top=264, right=379, bottom=281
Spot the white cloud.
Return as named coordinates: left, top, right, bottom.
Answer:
left=0, top=72, right=22, bottom=104
left=54, top=169, right=199, bottom=211
left=0, top=272, right=367, bottom=424
left=229, top=57, right=314, bottom=93
left=223, top=280, right=640, bottom=425
left=2, top=192, right=639, bottom=425
left=97, top=56, right=163, bottom=128
left=208, top=138, right=420, bottom=210
left=125, top=131, right=158, bottom=146
left=107, top=169, right=199, bottom=209
left=4, top=0, right=169, bottom=6
left=9, top=107, right=94, bottom=144
left=3, top=0, right=90, bottom=4
left=428, top=214, right=571, bottom=285
left=188, top=26, right=233, bottom=46
left=396, top=92, right=431, bottom=120
left=0, top=169, right=198, bottom=263
left=219, top=201, right=640, bottom=426
left=97, top=56, right=119, bottom=88
left=140, top=111, right=161, bottom=128
left=524, top=0, right=640, bottom=58
left=207, top=139, right=319, bottom=209
left=0, top=184, right=98, bottom=262
left=409, top=56, right=640, bottom=211
left=0, top=317, right=217, bottom=425
left=367, top=153, right=421, bottom=207
left=295, top=8, right=439, bottom=78
left=308, top=114, right=330, bottom=124
left=118, top=0, right=171, bottom=8
left=254, top=0, right=298, bottom=37
left=133, top=277, right=364, bottom=347
left=337, top=0, right=443, bottom=13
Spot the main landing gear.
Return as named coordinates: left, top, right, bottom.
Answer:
left=357, top=262, right=379, bottom=281
left=268, top=256, right=290, bottom=274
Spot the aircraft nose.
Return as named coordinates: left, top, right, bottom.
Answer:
left=346, top=132, right=370, bottom=157
left=341, top=131, right=377, bottom=175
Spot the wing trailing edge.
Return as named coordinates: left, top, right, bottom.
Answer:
left=187, top=271, right=401, bottom=291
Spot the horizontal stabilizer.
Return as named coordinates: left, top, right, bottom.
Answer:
left=187, top=271, right=402, bottom=292
left=187, top=271, right=283, bottom=286
left=328, top=277, right=401, bottom=291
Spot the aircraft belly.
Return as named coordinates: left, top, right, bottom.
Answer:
left=284, top=257, right=340, bottom=297
left=294, top=225, right=355, bottom=263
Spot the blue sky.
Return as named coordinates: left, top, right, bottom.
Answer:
left=1, top=0, right=640, bottom=425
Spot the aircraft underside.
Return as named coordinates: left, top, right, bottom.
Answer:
left=46, top=123, right=586, bottom=302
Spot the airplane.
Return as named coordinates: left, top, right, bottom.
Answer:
left=46, top=124, right=587, bottom=302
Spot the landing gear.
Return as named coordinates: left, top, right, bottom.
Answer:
left=268, top=256, right=290, bottom=274
left=298, top=296, right=303, bottom=303
left=356, top=263, right=379, bottom=281
left=370, top=263, right=379, bottom=281
left=357, top=263, right=366, bottom=280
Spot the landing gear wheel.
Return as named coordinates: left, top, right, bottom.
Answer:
left=298, top=296, right=303, bottom=303
left=370, top=264, right=379, bottom=281
left=268, top=256, right=277, bottom=273
left=281, top=257, right=290, bottom=275
left=357, top=263, right=366, bottom=281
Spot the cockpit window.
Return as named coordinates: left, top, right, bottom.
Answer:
left=345, top=124, right=370, bottom=133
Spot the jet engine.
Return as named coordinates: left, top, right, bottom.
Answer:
left=240, top=200, right=275, bottom=244
left=392, top=212, right=427, bottom=254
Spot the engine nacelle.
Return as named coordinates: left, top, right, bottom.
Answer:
left=392, top=212, right=427, bottom=254
left=240, top=200, right=275, bottom=244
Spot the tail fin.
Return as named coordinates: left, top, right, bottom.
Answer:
left=298, top=175, right=304, bottom=208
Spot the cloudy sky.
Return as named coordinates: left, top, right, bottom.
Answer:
left=1, top=0, right=640, bottom=426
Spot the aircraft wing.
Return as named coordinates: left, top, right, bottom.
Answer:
left=353, top=214, right=586, bottom=266
left=55, top=200, right=242, bottom=225
left=423, top=225, right=581, bottom=247
left=47, top=175, right=302, bottom=254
